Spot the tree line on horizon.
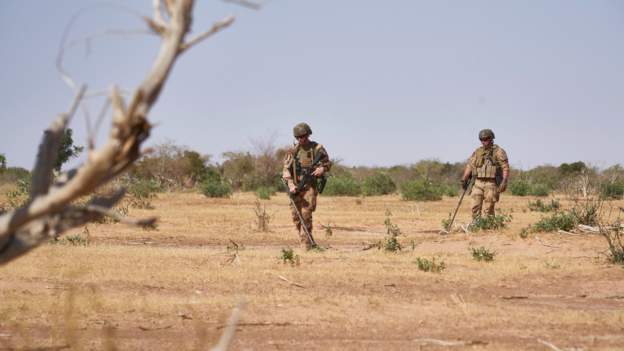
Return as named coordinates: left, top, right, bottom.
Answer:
left=2, top=140, right=623, bottom=202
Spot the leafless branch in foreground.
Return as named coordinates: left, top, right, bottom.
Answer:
left=0, top=0, right=234, bottom=265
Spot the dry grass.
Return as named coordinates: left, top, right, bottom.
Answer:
left=0, top=192, right=623, bottom=350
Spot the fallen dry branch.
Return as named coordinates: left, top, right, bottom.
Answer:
left=537, top=338, right=563, bottom=351
left=276, top=274, right=305, bottom=288
left=0, top=0, right=234, bottom=265
left=411, top=338, right=486, bottom=347
left=535, top=235, right=561, bottom=249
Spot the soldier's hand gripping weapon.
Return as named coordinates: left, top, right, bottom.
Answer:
left=294, top=152, right=328, bottom=194
left=281, top=178, right=318, bottom=248
left=444, top=175, right=475, bottom=234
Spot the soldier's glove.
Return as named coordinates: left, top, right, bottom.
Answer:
left=498, top=179, right=508, bottom=193
left=460, top=179, right=469, bottom=191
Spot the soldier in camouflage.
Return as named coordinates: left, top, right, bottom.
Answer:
left=282, top=122, right=332, bottom=249
left=460, top=129, right=510, bottom=219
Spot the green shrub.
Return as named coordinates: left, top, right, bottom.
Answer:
left=200, top=178, right=232, bottom=198
left=531, top=212, right=576, bottom=232
left=509, top=180, right=530, bottom=196
left=528, top=199, right=560, bottom=212
left=322, top=175, right=361, bottom=196
left=570, top=198, right=602, bottom=226
left=379, top=210, right=401, bottom=252
left=280, top=248, right=300, bottom=266
left=601, top=182, right=624, bottom=199
left=529, top=183, right=551, bottom=197
left=255, top=186, right=276, bottom=200
left=6, top=177, right=31, bottom=208
left=469, top=213, right=511, bottom=231
left=415, top=257, right=446, bottom=273
left=471, top=246, right=496, bottom=262
left=400, top=179, right=443, bottom=201
left=361, top=172, right=396, bottom=196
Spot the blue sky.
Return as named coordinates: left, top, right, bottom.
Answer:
left=1, top=0, right=623, bottom=170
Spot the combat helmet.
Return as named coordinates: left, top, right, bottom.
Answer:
left=293, top=122, right=312, bottom=137
left=478, top=129, right=495, bottom=140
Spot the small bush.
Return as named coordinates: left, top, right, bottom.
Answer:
left=280, top=248, right=300, bottom=266
left=255, top=186, right=275, bottom=200
left=415, top=257, right=446, bottom=273
left=51, top=227, right=90, bottom=246
left=400, top=179, right=443, bottom=201
left=5, top=177, right=31, bottom=209
left=201, top=178, right=232, bottom=198
left=571, top=198, right=602, bottom=226
left=469, top=213, right=511, bottom=231
left=528, top=199, right=560, bottom=212
left=530, top=183, right=551, bottom=197
left=531, top=212, right=577, bottom=232
left=322, top=175, right=361, bottom=196
left=601, top=182, right=624, bottom=199
left=379, top=209, right=402, bottom=252
left=361, top=172, right=396, bottom=196
left=471, top=246, right=496, bottom=262
left=126, top=178, right=160, bottom=209
left=509, top=180, right=530, bottom=196
left=600, top=221, right=624, bottom=265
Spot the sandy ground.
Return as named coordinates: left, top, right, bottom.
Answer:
left=0, top=192, right=623, bottom=350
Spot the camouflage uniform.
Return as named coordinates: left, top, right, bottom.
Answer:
left=282, top=131, right=331, bottom=249
left=466, top=144, right=509, bottom=218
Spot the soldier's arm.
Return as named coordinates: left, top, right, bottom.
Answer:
left=462, top=150, right=477, bottom=182
left=313, top=144, right=331, bottom=175
left=282, top=150, right=296, bottom=190
left=496, top=148, right=510, bottom=182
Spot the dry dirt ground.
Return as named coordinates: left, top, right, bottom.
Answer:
left=0, top=191, right=623, bottom=350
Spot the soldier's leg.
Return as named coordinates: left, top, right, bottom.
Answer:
left=289, top=194, right=304, bottom=234
left=300, top=187, right=318, bottom=248
left=483, top=181, right=498, bottom=216
left=471, top=180, right=485, bottom=219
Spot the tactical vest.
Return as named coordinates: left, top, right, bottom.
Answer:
left=474, top=146, right=500, bottom=179
left=292, top=142, right=317, bottom=182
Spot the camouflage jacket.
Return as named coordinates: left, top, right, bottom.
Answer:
left=282, top=141, right=331, bottom=186
left=467, top=144, right=509, bottom=179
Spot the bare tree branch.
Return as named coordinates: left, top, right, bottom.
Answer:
left=179, top=15, right=235, bottom=53
left=224, top=0, right=263, bottom=10
left=0, top=0, right=233, bottom=265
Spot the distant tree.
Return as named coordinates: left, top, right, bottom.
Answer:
left=0, top=154, right=6, bottom=172
left=53, top=128, right=84, bottom=172
left=558, top=161, right=586, bottom=176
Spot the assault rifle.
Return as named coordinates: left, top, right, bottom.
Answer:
left=294, top=151, right=328, bottom=194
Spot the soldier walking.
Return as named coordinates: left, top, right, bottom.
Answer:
left=460, top=129, right=510, bottom=219
left=282, top=122, right=332, bottom=249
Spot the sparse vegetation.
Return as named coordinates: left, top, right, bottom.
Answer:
left=528, top=198, right=560, bottom=212
left=322, top=174, right=361, bottom=196
left=361, top=172, right=396, bottom=196
left=255, top=186, right=275, bottom=200
left=280, top=248, right=300, bottom=266
left=415, top=257, right=446, bottom=273
left=530, top=211, right=577, bottom=232
left=599, top=221, right=624, bottom=265
left=400, top=178, right=443, bottom=201
left=469, top=213, right=512, bottom=231
left=471, top=246, right=496, bottom=262
left=200, top=178, right=232, bottom=198
left=380, top=209, right=402, bottom=252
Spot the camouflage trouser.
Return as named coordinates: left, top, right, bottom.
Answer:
left=289, top=186, right=318, bottom=248
left=471, top=178, right=499, bottom=219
